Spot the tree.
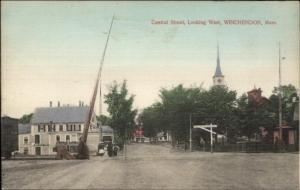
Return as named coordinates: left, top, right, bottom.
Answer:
left=273, top=84, right=297, bottom=102
left=138, top=102, right=165, bottom=138
left=96, top=115, right=111, bottom=126
left=271, top=84, right=298, bottom=124
left=159, top=84, right=204, bottom=146
left=139, top=84, right=238, bottom=146
left=199, top=86, right=238, bottom=142
left=236, top=94, right=275, bottom=142
left=104, top=80, right=137, bottom=143
left=19, top=113, right=33, bottom=124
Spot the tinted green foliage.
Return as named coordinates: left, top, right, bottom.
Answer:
left=104, top=80, right=137, bottom=142
left=138, top=84, right=298, bottom=144
left=19, top=113, right=33, bottom=124
left=96, top=115, right=111, bottom=126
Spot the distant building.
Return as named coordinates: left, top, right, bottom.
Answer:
left=133, top=127, right=146, bottom=143
left=26, top=102, right=100, bottom=155
left=273, top=102, right=299, bottom=148
left=18, top=123, right=32, bottom=155
left=247, top=88, right=269, bottom=106
left=1, top=116, right=19, bottom=158
left=213, top=44, right=225, bottom=86
left=273, top=124, right=298, bottom=148
left=156, top=131, right=172, bottom=142
left=101, top=125, right=114, bottom=143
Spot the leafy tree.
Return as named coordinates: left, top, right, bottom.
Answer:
left=96, top=115, right=111, bottom=126
left=139, top=85, right=238, bottom=145
left=104, top=80, right=137, bottom=143
left=270, top=84, right=298, bottom=125
left=19, top=113, right=33, bottom=124
left=159, top=84, right=204, bottom=146
left=198, top=86, right=238, bottom=142
left=273, top=84, right=297, bottom=102
left=236, top=94, right=275, bottom=142
left=138, top=102, right=165, bottom=138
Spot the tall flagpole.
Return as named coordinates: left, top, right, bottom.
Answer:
left=99, top=15, right=115, bottom=141
left=278, top=42, right=282, bottom=140
left=82, top=15, right=115, bottom=144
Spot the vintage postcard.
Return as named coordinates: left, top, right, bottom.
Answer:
left=1, top=1, right=299, bottom=190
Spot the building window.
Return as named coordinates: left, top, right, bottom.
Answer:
left=35, top=135, right=40, bottom=144
left=67, top=124, right=72, bottom=131
left=24, top=147, right=28, bottom=155
left=66, top=135, right=70, bottom=142
left=38, top=125, right=45, bottom=132
left=48, top=125, right=55, bottom=132
left=56, top=135, right=60, bottom=142
left=59, top=125, right=63, bottom=131
left=24, top=137, right=28, bottom=145
left=75, top=124, right=81, bottom=131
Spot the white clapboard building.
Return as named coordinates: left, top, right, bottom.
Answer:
left=18, top=102, right=100, bottom=155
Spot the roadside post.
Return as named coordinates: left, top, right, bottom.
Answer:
left=189, top=114, right=192, bottom=152
left=124, top=127, right=127, bottom=160
left=210, top=124, right=213, bottom=153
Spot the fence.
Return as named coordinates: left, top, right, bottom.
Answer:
left=191, top=142, right=298, bottom=153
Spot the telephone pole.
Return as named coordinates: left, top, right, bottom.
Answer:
left=98, top=15, right=115, bottom=141
left=189, top=114, right=192, bottom=151
left=278, top=42, right=282, bottom=140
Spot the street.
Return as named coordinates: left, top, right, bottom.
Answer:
left=2, top=143, right=299, bottom=189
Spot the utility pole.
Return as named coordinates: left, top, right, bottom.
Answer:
left=189, top=113, right=192, bottom=152
left=210, top=124, right=213, bottom=153
left=76, top=15, right=114, bottom=159
left=99, top=86, right=102, bottom=142
left=278, top=42, right=282, bottom=140
left=124, top=127, right=127, bottom=160
left=98, top=16, right=115, bottom=142
left=82, top=15, right=114, bottom=143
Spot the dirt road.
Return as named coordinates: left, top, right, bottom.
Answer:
left=2, top=143, right=299, bottom=189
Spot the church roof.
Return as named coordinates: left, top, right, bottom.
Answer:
left=213, top=44, right=224, bottom=77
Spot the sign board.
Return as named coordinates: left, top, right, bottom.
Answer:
left=194, top=125, right=217, bottom=128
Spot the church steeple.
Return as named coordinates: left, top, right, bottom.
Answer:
left=213, top=43, right=225, bottom=86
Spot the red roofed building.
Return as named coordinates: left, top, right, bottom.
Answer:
left=133, top=127, right=146, bottom=143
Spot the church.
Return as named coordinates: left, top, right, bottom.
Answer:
left=212, top=44, right=225, bottom=86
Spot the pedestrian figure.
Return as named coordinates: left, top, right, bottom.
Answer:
left=98, top=143, right=105, bottom=156
left=107, top=142, right=113, bottom=157
left=113, top=145, right=118, bottom=156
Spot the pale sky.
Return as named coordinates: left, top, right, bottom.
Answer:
left=1, top=1, right=299, bottom=118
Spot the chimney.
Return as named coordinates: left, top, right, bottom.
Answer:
left=58, top=101, right=60, bottom=107
left=50, top=101, right=52, bottom=107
